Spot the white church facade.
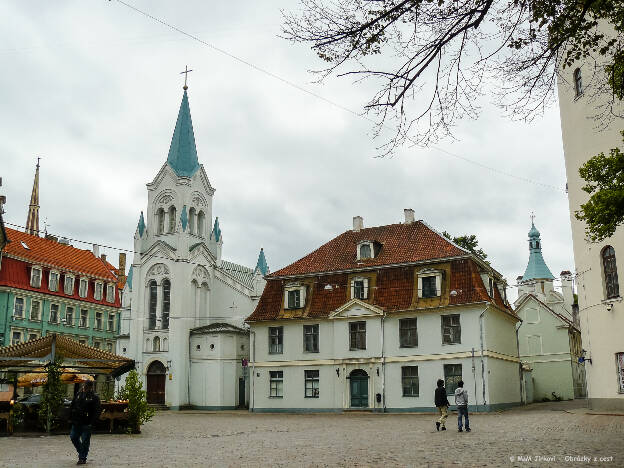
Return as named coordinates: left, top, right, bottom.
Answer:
left=117, top=85, right=268, bottom=410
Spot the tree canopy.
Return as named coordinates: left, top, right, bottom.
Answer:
left=575, top=131, right=624, bottom=241
left=442, top=231, right=489, bottom=261
left=283, top=0, right=624, bottom=151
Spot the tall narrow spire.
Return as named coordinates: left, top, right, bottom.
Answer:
left=166, top=90, right=200, bottom=178
left=521, top=219, right=555, bottom=281
left=255, top=248, right=269, bottom=276
left=25, top=159, right=40, bottom=236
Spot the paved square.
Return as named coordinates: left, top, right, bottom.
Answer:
left=1, top=402, right=623, bottom=467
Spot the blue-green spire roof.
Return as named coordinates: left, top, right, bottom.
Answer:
left=167, top=90, right=200, bottom=178
left=137, top=211, right=145, bottom=237
left=255, top=248, right=269, bottom=276
left=522, top=221, right=554, bottom=281
left=211, top=217, right=222, bottom=242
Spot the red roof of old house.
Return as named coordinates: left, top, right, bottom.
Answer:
left=271, top=222, right=467, bottom=277
left=0, top=228, right=120, bottom=308
left=247, top=223, right=514, bottom=322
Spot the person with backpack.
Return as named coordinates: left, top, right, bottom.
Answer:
left=434, top=379, right=450, bottom=431
left=454, top=380, right=470, bottom=432
left=70, top=380, right=101, bottom=465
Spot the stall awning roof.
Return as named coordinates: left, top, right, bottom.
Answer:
left=0, top=334, right=134, bottom=377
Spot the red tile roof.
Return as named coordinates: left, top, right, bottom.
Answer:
left=3, top=228, right=116, bottom=280
left=271, top=222, right=467, bottom=277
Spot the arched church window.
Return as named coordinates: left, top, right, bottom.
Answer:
left=156, top=208, right=165, bottom=235
left=603, top=246, right=620, bottom=299
left=188, top=207, right=196, bottom=234
left=197, top=211, right=205, bottom=237
left=148, top=280, right=157, bottom=330
left=153, top=336, right=161, bottom=352
left=168, top=206, right=177, bottom=233
left=162, top=337, right=168, bottom=352
left=573, top=68, right=583, bottom=97
left=145, top=338, right=151, bottom=351
left=162, top=279, right=171, bottom=330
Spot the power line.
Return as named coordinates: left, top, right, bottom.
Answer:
left=114, top=0, right=566, bottom=193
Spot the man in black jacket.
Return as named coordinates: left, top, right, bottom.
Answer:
left=434, top=379, right=450, bottom=431
left=70, top=381, right=101, bottom=465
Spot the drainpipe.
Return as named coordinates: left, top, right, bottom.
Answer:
left=515, top=321, right=524, bottom=404
left=250, top=330, right=256, bottom=412
left=381, top=312, right=386, bottom=413
left=478, top=304, right=490, bottom=410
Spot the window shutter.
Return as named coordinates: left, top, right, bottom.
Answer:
left=300, top=287, right=307, bottom=307
left=417, top=277, right=423, bottom=298
left=363, top=278, right=369, bottom=299
left=435, top=275, right=442, bottom=296
left=284, top=290, right=289, bottom=309
left=350, top=280, right=355, bottom=300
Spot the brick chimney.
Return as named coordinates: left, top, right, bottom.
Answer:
left=353, top=216, right=363, bottom=232
left=117, top=252, right=127, bottom=286
left=404, top=208, right=415, bottom=224
left=100, top=253, right=107, bottom=264
left=92, top=244, right=100, bottom=257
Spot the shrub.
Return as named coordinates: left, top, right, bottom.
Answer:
left=38, top=357, right=65, bottom=432
left=116, top=370, right=154, bottom=433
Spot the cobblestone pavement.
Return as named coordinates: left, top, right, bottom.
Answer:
left=1, top=401, right=623, bottom=467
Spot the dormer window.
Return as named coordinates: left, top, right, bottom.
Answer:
left=30, top=267, right=42, bottom=288
left=94, top=281, right=104, bottom=300
left=106, top=283, right=115, bottom=303
left=284, top=284, right=306, bottom=309
left=418, top=269, right=442, bottom=298
left=64, top=275, right=75, bottom=295
left=79, top=277, right=89, bottom=298
left=357, top=241, right=375, bottom=260
left=351, top=277, right=369, bottom=300
left=49, top=271, right=59, bottom=292
left=488, top=278, right=495, bottom=297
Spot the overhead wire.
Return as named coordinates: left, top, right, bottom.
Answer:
left=113, top=0, right=566, bottom=193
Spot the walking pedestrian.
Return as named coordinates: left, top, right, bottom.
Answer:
left=70, top=381, right=101, bottom=465
left=454, top=380, right=470, bottom=432
left=434, top=379, right=450, bottom=431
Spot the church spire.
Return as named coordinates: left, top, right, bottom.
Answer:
left=166, top=88, right=200, bottom=178
left=25, top=159, right=40, bottom=236
left=255, top=248, right=269, bottom=276
left=521, top=218, right=554, bottom=282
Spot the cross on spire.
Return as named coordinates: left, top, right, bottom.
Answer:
left=530, top=211, right=535, bottom=225
left=180, top=65, right=193, bottom=90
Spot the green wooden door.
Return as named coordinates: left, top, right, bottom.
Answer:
left=350, top=370, right=369, bottom=408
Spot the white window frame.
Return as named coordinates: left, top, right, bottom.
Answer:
left=64, top=274, right=75, bottom=295
left=93, top=341, right=101, bottom=349
left=79, top=309, right=89, bottom=328
left=10, top=329, right=24, bottom=345
left=107, top=313, right=115, bottom=332
left=417, top=269, right=442, bottom=298
left=65, top=306, right=75, bottom=327
left=350, top=277, right=369, bottom=300
left=269, top=370, right=284, bottom=398
left=106, top=283, right=115, bottom=303
left=284, top=284, right=306, bottom=310
left=48, top=270, right=60, bottom=292
left=49, top=303, right=60, bottom=324
left=94, top=281, right=104, bottom=301
left=27, top=330, right=41, bottom=341
left=526, top=334, right=543, bottom=355
left=30, top=267, right=42, bottom=288
left=106, top=342, right=113, bottom=353
left=13, top=296, right=25, bottom=319
left=95, top=311, right=103, bottom=330
left=30, top=299, right=41, bottom=321
left=79, top=277, right=89, bottom=298
left=524, top=306, right=540, bottom=324
left=357, top=241, right=374, bottom=260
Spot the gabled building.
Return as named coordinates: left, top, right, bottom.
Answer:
left=246, top=210, right=521, bottom=412
left=514, top=220, right=585, bottom=401
left=121, top=84, right=267, bottom=410
left=0, top=227, right=122, bottom=351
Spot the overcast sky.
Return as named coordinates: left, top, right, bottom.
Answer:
left=0, top=1, right=573, bottom=302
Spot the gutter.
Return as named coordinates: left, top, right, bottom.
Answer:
left=250, top=330, right=256, bottom=412
left=478, top=303, right=490, bottom=408
left=381, top=311, right=386, bottom=413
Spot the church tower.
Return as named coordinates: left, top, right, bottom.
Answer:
left=124, top=79, right=267, bottom=410
left=517, top=218, right=555, bottom=298
left=25, top=160, right=40, bottom=236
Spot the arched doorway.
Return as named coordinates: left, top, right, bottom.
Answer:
left=349, top=369, right=369, bottom=408
left=146, top=361, right=166, bottom=404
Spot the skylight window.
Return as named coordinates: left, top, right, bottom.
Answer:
left=20, top=241, right=30, bottom=250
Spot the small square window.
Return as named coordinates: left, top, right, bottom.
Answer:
left=28, top=333, right=39, bottom=342
left=13, top=297, right=24, bottom=318
left=402, top=366, right=419, bottom=397
left=352, top=279, right=368, bottom=300
left=287, top=289, right=301, bottom=309
left=269, top=327, right=283, bottom=354
left=421, top=276, right=437, bottom=298
left=269, top=370, right=283, bottom=397
left=11, top=330, right=23, bottom=345
left=444, top=364, right=462, bottom=396
left=399, top=318, right=418, bottom=348
left=359, top=243, right=372, bottom=259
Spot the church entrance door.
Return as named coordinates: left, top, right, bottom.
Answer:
left=146, top=361, right=166, bottom=404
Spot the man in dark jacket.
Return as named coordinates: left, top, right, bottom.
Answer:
left=70, top=381, right=101, bottom=465
left=434, top=379, right=450, bottom=431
